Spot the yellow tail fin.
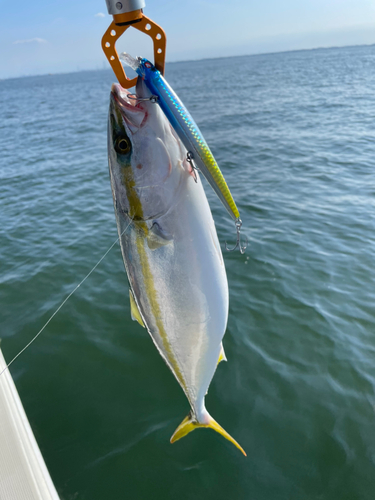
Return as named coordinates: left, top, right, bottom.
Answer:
left=170, top=412, right=246, bottom=456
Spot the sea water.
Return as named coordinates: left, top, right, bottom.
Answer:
left=0, top=45, right=374, bottom=499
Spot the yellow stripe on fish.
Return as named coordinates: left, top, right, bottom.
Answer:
left=122, top=165, right=188, bottom=394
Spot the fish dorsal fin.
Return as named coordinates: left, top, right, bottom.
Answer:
left=129, top=290, right=145, bottom=328
left=217, top=343, right=227, bottom=365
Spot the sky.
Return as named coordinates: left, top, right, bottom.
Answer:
left=1, top=0, right=375, bottom=79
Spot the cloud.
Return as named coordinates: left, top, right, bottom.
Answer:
left=95, top=12, right=106, bottom=18
left=13, top=38, right=47, bottom=45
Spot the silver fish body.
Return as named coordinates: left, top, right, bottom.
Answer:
left=108, top=79, right=245, bottom=455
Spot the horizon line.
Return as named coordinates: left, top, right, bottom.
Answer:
left=1, top=41, right=374, bottom=82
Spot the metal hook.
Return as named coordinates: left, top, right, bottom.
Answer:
left=127, top=93, right=159, bottom=103
left=186, top=151, right=198, bottom=183
left=225, top=218, right=248, bottom=254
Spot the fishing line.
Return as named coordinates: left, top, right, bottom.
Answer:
left=0, top=220, right=132, bottom=377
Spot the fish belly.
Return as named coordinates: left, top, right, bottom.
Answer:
left=116, top=174, right=228, bottom=413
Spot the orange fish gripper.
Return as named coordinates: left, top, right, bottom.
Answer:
left=102, top=0, right=167, bottom=89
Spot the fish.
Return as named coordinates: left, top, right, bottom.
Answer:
left=108, top=77, right=246, bottom=456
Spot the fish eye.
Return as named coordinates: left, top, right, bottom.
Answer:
left=115, top=137, right=131, bottom=154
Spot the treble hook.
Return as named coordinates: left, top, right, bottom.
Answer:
left=225, top=218, right=248, bottom=254
left=186, top=151, right=198, bottom=183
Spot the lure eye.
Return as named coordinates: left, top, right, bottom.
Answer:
left=115, top=137, right=131, bottom=154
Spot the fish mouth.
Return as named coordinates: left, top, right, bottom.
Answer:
left=110, top=83, right=148, bottom=131
left=110, top=83, right=135, bottom=110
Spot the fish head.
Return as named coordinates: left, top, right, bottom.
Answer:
left=108, top=79, right=188, bottom=221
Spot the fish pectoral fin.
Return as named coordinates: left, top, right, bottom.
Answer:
left=147, top=222, right=173, bottom=250
left=129, top=290, right=145, bottom=328
left=170, top=411, right=246, bottom=456
left=217, top=343, right=227, bottom=365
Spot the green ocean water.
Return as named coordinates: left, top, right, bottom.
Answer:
left=1, top=45, right=375, bottom=499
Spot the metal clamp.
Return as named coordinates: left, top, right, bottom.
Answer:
left=102, top=5, right=167, bottom=89
left=105, top=0, right=145, bottom=15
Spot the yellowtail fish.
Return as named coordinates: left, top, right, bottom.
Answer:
left=108, top=77, right=246, bottom=456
